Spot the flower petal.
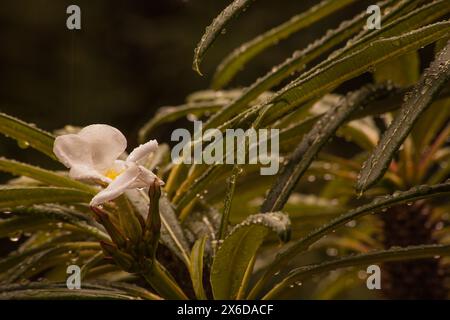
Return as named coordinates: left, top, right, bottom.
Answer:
left=78, top=124, right=127, bottom=172
left=90, top=164, right=140, bottom=206
left=54, top=133, right=106, bottom=182
left=54, top=134, right=94, bottom=169
left=133, top=166, right=165, bottom=187
left=126, top=140, right=158, bottom=163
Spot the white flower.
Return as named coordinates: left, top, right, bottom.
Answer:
left=53, top=124, right=163, bottom=207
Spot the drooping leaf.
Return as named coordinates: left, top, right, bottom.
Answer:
left=192, top=0, right=257, bottom=75
left=210, top=212, right=290, bottom=299
left=211, top=0, right=357, bottom=88
left=357, top=40, right=450, bottom=192
left=206, top=0, right=434, bottom=128
left=0, top=113, right=56, bottom=159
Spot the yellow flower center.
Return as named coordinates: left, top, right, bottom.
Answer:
left=104, top=169, right=122, bottom=180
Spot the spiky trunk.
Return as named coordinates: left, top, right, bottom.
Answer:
left=381, top=201, right=447, bottom=299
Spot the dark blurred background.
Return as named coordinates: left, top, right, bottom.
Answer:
left=0, top=0, right=374, bottom=164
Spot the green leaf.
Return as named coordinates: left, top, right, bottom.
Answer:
left=205, top=0, right=423, bottom=128
left=249, top=181, right=450, bottom=298
left=0, top=281, right=162, bottom=300
left=357, top=40, right=450, bottom=192
left=159, top=195, right=192, bottom=266
left=0, top=205, right=109, bottom=241
left=0, top=187, right=92, bottom=209
left=0, top=113, right=56, bottom=159
left=210, top=212, right=290, bottom=300
left=138, top=101, right=225, bottom=143
left=192, top=0, right=257, bottom=75
left=3, top=242, right=100, bottom=283
left=412, top=97, right=450, bottom=154
left=264, top=244, right=450, bottom=299
left=189, top=236, right=208, bottom=300
left=0, top=158, right=95, bottom=193
left=262, top=84, right=395, bottom=213
left=283, top=194, right=347, bottom=218
left=0, top=216, right=51, bottom=239
left=140, top=262, right=188, bottom=300
left=187, top=89, right=244, bottom=102
left=173, top=165, right=225, bottom=210
left=338, top=117, right=380, bottom=150
left=262, top=21, right=450, bottom=125
left=211, top=0, right=357, bottom=88
left=373, top=51, right=420, bottom=87
left=218, top=165, right=240, bottom=240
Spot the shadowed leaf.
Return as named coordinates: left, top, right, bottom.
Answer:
left=357, top=40, right=450, bottom=192
left=192, top=0, right=256, bottom=75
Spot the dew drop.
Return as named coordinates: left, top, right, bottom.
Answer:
left=9, top=232, right=22, bottom=242
left=18, top=140, right=30, bottom=149
left=326, top=247, right=338, bottom=257
left=345, top=220, right=357, bottom=228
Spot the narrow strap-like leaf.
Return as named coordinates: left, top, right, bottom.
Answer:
left=0, top=113, right=56, bottom=159
left=249, top=180, right=450, bottom=298
left=218, top=165, right=240, bottom=240
left=261, top=84, right=395, bottom=213
left=262, top=21, right=450, bottom=125
left=0, top=281, right=162, bottom=300
left=0, top=186, right=92, bottom=209
left=263, top=244, right=450, bottom=299
left=138, top=101, right=226, bottom=143
left=205, top=0, right=423, bottom=128
left=0, top=157, right=95, bottom=193
left=212, top=0, right=357, bottom=88
left=2, top=205, right=109, bottom=241
left=192, top=0, right=256, bottom=75
left=189, top=236, right=208, bottom=300
left=357, top=40, right=450, bottom=192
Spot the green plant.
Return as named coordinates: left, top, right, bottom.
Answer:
left=0, top=0, right=449, bottom=300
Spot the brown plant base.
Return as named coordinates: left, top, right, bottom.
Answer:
left=381, top=201, right=447, bottom=299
